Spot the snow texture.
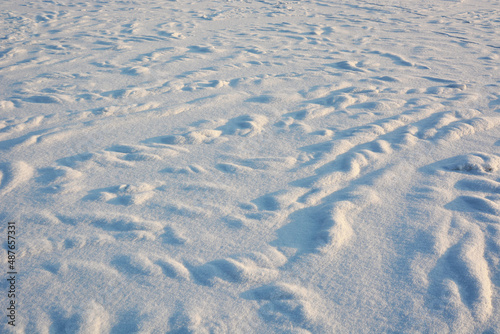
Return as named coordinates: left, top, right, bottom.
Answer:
left=1, top=0, right=499, bottom=332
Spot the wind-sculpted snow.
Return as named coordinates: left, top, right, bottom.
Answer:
left=1, top=0, right=499, bottom=332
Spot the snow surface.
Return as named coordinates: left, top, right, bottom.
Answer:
left=1, top=0, right=500, bottom=332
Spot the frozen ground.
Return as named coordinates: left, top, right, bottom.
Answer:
left=1, top=0, right=500, bottom=332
